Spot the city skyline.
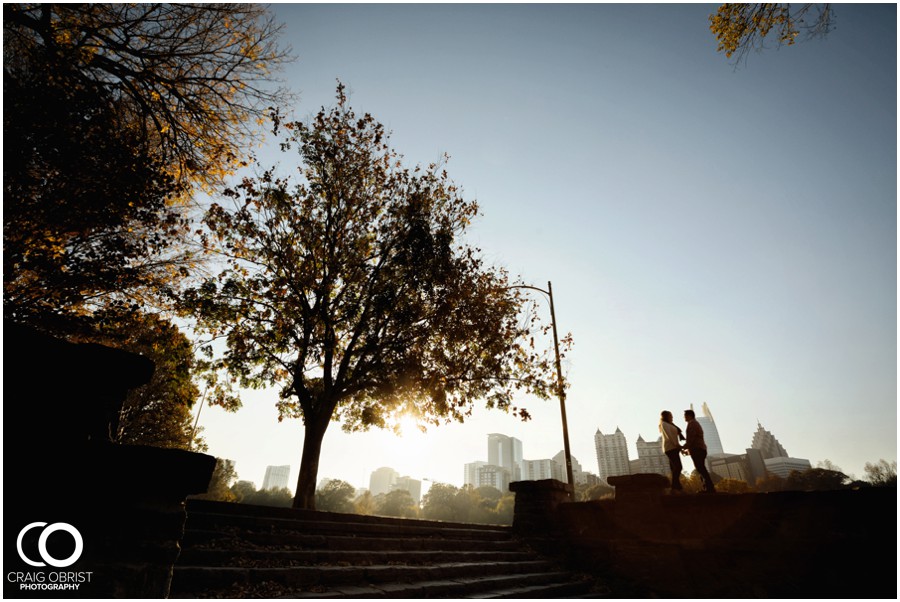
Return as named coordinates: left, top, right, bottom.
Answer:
left=218, top=403, right=832, bottom=495
left=196, top=4, right=896, bottom=498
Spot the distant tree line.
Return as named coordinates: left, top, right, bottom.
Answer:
left=192, top=457, right=895, bottom=519
left=686, top=459, right=897, bottom=494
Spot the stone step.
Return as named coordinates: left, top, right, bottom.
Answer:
left=171, top=560, right=556, bottom=594
left=171, top=570, right=588, bottom=599
left=178, top=547, right=535, bottom=567
left=172, top=500, right=598, bottom=599
left=186, top=499, right=508, bottom=533
left=183, top=528, right=523, bottom=552
left=185, top=510, right=511, bottom=542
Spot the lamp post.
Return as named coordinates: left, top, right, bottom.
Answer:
left=509, top=281, right=574, bottom=495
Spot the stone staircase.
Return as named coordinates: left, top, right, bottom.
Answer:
left=169, top=499, right=598, bottom=598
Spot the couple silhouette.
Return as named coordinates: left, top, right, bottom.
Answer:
left=659, top=409, right=716, bottom=494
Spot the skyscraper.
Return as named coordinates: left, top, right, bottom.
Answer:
left=694, top=402, right=725, bottom=456
left=262, top=465, right=290, bottom=490
left=391, top=475, right=423, bottom=505
left=463, top=461, right=487, bottom=488
left=594, top=427, right=631, bottom=483
left=369, top=466, right=399, bottom=496
left=635, top=435, right=668, bottom=476
left=552, top=450, right=584, bottom=484
left=522, top=459, right=564, bottom=481
left=750, top=422, right=789, bottom=459
left=487, top=433, right=523, bottom=481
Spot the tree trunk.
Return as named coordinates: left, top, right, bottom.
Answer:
left=292, top=412, right=331, bottom=509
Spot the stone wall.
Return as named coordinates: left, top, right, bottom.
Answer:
left=511, top=476, right=897, bottom=598
left=4, top=321, right=216, bottom=599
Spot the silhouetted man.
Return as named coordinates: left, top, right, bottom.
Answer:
left=659, top=410, right=684, bottom=493
left=684, top=409, right=716, bottom=493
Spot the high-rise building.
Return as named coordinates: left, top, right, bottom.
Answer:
left=694, top=402, right=725, bottom=456
left=594, top=427, right=631, bottom=483
left=709, top=448, right=767, bottom=486
left=392, top=475, right=423, bottom=505
left=635, top=435, right=668, bottom=476
left=475, top=464, right=511, bottom=492
left=750, top=423, right=789, bottom=459
left=523, top=459, right=564, bottom=481
left=487, top=433, right=523, bottom=481
left=262, top=465, right=290, bottom=490
left=464, top=461, right=487, bottom=488
left=551, top=450, right=584, bottom=484
left=369, top=466, right=399, bottom=496
left=764, top=456, right=812, bottom=478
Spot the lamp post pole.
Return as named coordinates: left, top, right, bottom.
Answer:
left=510, top=281, right=574, bottom=495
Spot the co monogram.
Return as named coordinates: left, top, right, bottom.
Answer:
left=16, top=523, right=84, bottom=568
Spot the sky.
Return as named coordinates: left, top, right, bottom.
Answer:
left=197, top=3, right=897, bottom=494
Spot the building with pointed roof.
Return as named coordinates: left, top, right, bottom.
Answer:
left=751, top=422, right=789, bottom=459
left=594, top=427, right=631, bottom=484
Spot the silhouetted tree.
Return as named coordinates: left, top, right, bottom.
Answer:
left=4, top=52, right=187, bottom=330
left=316, top=479, right=357, bottom=513
left=709, top=4, right=834, bottom=63
left=76, top=312, right=204, bottom=450
left=353, top=490, right=377, bottom=516
left=241, top=487, right=293, bottom=507
left=377, top=489, right=418, bottom=518
left=756, top=473, right=786, bottom=493
left=715, top=478, right=752, bottom=494
left=231, top=480, right=257, bottom=502
left=582, top=482, right=616, bottom=501
left=4, top=3, right=291, bottom=188
left=494, top=493, right=516, bottom=525
left=183, top=84, right=566, bottom=509
left=784, top=468, right=848, bottom=491
left=864, top=460, right=897, bottom=487
left=193, top=458, right=237, bottom=502
left=421, top=483, right=462, bottom=522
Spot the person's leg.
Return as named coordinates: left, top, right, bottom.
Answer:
left=692, top=449, right=715, bottom=492
left=666, top=449, right=683, bottom=490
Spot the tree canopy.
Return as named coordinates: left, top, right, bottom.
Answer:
left=863, top=460, right=897, bottom=487
left=4, top=3, right=291, bottom=187
left=77, top=311, right=204, bottom=451
left=709, top=4, right=834, bottom=62
left=184, top=84, right=565, bottom=509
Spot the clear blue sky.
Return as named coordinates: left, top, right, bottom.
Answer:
left=198, top=3, right=897, bottom=492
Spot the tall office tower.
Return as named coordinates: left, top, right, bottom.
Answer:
left=635, top=435, right=669, bottom=476
left=475, top=464, right=511, bottom=492
left=750, top=422, right=789, bottom=459
left=551, top=450, right=584, bottom=484
left=522, top=459, right=564, bottom=481
left=487, top=433, right=524, bottom=481
left=464, top=461, right=487, bottom=488
left=369, top=466, right=399, bottom=496
left=694, top=402, right=725, bottom=456
left=594, top=427, right=631, bottom=483
left=262, top=465, right=290, bottom=490
left=392, top=476, right=423, bottom=505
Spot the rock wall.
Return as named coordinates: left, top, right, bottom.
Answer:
left=512, top=476, right=897, bottom=598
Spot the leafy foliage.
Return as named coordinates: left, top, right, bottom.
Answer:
left=316, top=479, right=357, bottom=513
left=231, top=483, right=293, bottom=507
left=3, top=41, right=188, bottom=329
left=4, top=3, right=292, bottom=188
left=192, top=458, right=238, bottom=502
left=863, top=459, right=897, bottom=487
left=184, top=84, right=566, bottom=509
left=709, top=4, right=834, bottom=62
left=74, top=312, right=204, bottom=451
left=376, top=489, right=418, bottom=518
left=420, top=483, right=513, bottom=524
